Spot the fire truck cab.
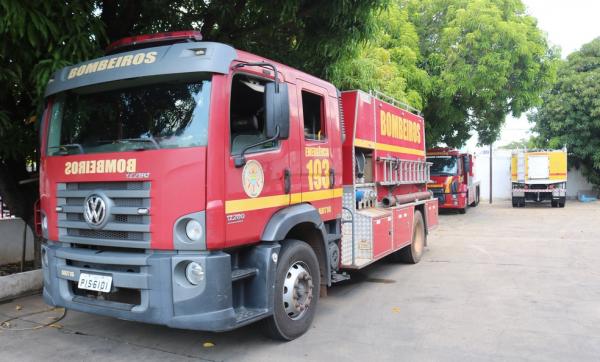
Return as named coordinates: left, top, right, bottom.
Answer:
left=427, top=148, right=480, bottom=213
left=38, top=31, right=438, bottom=340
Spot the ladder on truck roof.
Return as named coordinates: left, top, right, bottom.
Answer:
left=378, top=156, right=432, bottom=186
left=369, top=90, right=421, bottom=115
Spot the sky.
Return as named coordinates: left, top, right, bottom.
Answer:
left=466, top=0, right=600, bottom=151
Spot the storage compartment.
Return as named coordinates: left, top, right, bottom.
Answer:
left=425, top=199, right=438, bottom=229
left=393, top=205, right=414, bottom=249
left=372, top=215, right=393, bottom=259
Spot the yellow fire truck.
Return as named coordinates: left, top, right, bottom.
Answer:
left=511, top=149, right=568, bottom=208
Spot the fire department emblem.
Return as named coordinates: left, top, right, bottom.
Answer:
left=242, top=160, right=264, bottom=198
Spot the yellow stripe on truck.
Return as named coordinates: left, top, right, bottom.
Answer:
left=355, top=138, right=425, bottom=156
left=225, top=188, right=343, bottom=214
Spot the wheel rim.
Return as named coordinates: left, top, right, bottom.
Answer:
left=282, top=261, right=314, bottom=320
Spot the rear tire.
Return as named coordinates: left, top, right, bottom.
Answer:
left=551, top=200, right=558, bottom=208
left=559, top=198, right=566, bottom=208
left=470, top=187, right=480, bottom=207
left=262, top=239, right=320, bottom=341
left=394, top=210, right=426, bottom=264
left=459, top=207, right=467, bottom=214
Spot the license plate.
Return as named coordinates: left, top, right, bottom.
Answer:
left=78, top=273, right=112, bottom=293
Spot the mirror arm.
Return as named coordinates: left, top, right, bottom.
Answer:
left=232, top=62, right=280, bottom=92
left=234, top=126, right=280, bottom=168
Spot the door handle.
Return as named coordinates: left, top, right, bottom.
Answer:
left=284, top=168, right=291, bottom=194
left=329, top=168, right=335, bottom=189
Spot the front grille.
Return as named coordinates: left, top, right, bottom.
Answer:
left=56, top=181, right=151, bottom=248
left=68, top=228, right=144, bottom=241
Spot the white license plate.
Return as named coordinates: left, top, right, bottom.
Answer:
left=78, top=273, right=112, bottom=293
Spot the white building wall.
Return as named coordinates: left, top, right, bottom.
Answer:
left=471, top=147, right=594, bottom=200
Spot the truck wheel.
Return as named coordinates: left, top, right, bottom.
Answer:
left=559, top=198, right=566, bottom=208
left=470, top=188, right=480, bottom=207
left=394, top=210, right=425, bottom=264
left=263, top=239, right=320, bottom=341
left=512, top=197, right=518, bottom=208
left=551, top=200, right=558, bottom=208
left=459, top=207, right=467, bottom=214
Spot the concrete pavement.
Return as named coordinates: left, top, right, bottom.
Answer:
left=1, top=201, right=599, bottom=361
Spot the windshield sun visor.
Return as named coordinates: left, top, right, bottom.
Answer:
left=45, top=42, right=236, bottom=97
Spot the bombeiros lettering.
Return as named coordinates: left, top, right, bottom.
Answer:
left=379, top=110, right=421, bottom=143
left=64, top=159, right=136, bottom=175
left=67, top=51, right=158, bottom=80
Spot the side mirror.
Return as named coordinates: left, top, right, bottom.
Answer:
left=468, top=155, right=474, bottom=176
left=463, top=155, right=470, bottom=176
left=264, top=82, right=289, bottom=139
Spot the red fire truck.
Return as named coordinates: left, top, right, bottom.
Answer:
left=427, top=148, right=480, bottom=213
left=38, top=31, right=438, bottom=340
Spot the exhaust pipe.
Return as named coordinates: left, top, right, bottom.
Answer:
left=381, top=196, right=397, bottom=207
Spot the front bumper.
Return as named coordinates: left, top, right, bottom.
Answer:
left=431, top=192, right=467, bottom=209
left=512, top=188, right=566, bottom=199
left=41, top=243, right=274, bottom=332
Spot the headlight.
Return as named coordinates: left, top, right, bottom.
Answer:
left=41, top=214, right=48, bottom=231
left=185, top=219, right=203, bottom=241
left=185, top=262, right=205, bottom=285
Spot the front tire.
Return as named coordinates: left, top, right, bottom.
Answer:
left=263, top=239, right=320, bottom=341
left=394, top=210, right=426, bottom=264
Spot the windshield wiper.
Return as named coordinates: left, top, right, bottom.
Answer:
left=49, top=144, right=84, bottom=155
left=118, top=137, right=160, bottom=150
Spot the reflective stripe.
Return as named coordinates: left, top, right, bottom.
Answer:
left=355, top=138, right=424, bottom=156
left=225, top=188, right=343, bottom=214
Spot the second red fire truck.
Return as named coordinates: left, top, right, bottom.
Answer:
left=427, top=148, right=480, bottom=213
left=38, top=31, right=438, bottom=340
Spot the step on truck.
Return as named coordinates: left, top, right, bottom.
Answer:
left=38, top=31, right=438, bottom=340
left=426, top=148, right=480, bottom=213
left=511, top=149, right=567, bottom=207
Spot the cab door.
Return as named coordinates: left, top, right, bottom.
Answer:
left=224, top=72, right=291, bottom=247
left=296, top=80, right=339, bottom=220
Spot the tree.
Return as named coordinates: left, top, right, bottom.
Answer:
left=97, top=0, right=387, bottom=78
left=329, top=2, right=430, bottom=111
left=531, top=38, right=600, bottom=188
left=406, top=0, right=557, bottom=147
left=0, top=0, right=386, bottom=258
left=0, top=1, right=105, bottom=261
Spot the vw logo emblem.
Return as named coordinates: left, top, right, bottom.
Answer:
left=83, top=194, right=107, bottom=227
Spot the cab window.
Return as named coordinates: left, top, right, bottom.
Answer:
left=230, top=74, right=277, bottom=154
left=302, top=91, right=326, bottom=141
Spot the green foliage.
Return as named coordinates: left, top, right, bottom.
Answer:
left=532, top=38, right=600, bottom=188
left=328, top=3, right=430, bottom=110
left=406, top=0, right=558, bottom=147
left=97, top=0, right=388, bottom=78
left=0, top=1, right=105, bottom=160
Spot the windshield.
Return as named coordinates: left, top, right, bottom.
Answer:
left=47, top=79, right=211, bottom=155
left=428, top=155, right=458, bottom=175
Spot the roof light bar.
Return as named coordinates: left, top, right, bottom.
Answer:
left=106, top=30, right=203, bottom=54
